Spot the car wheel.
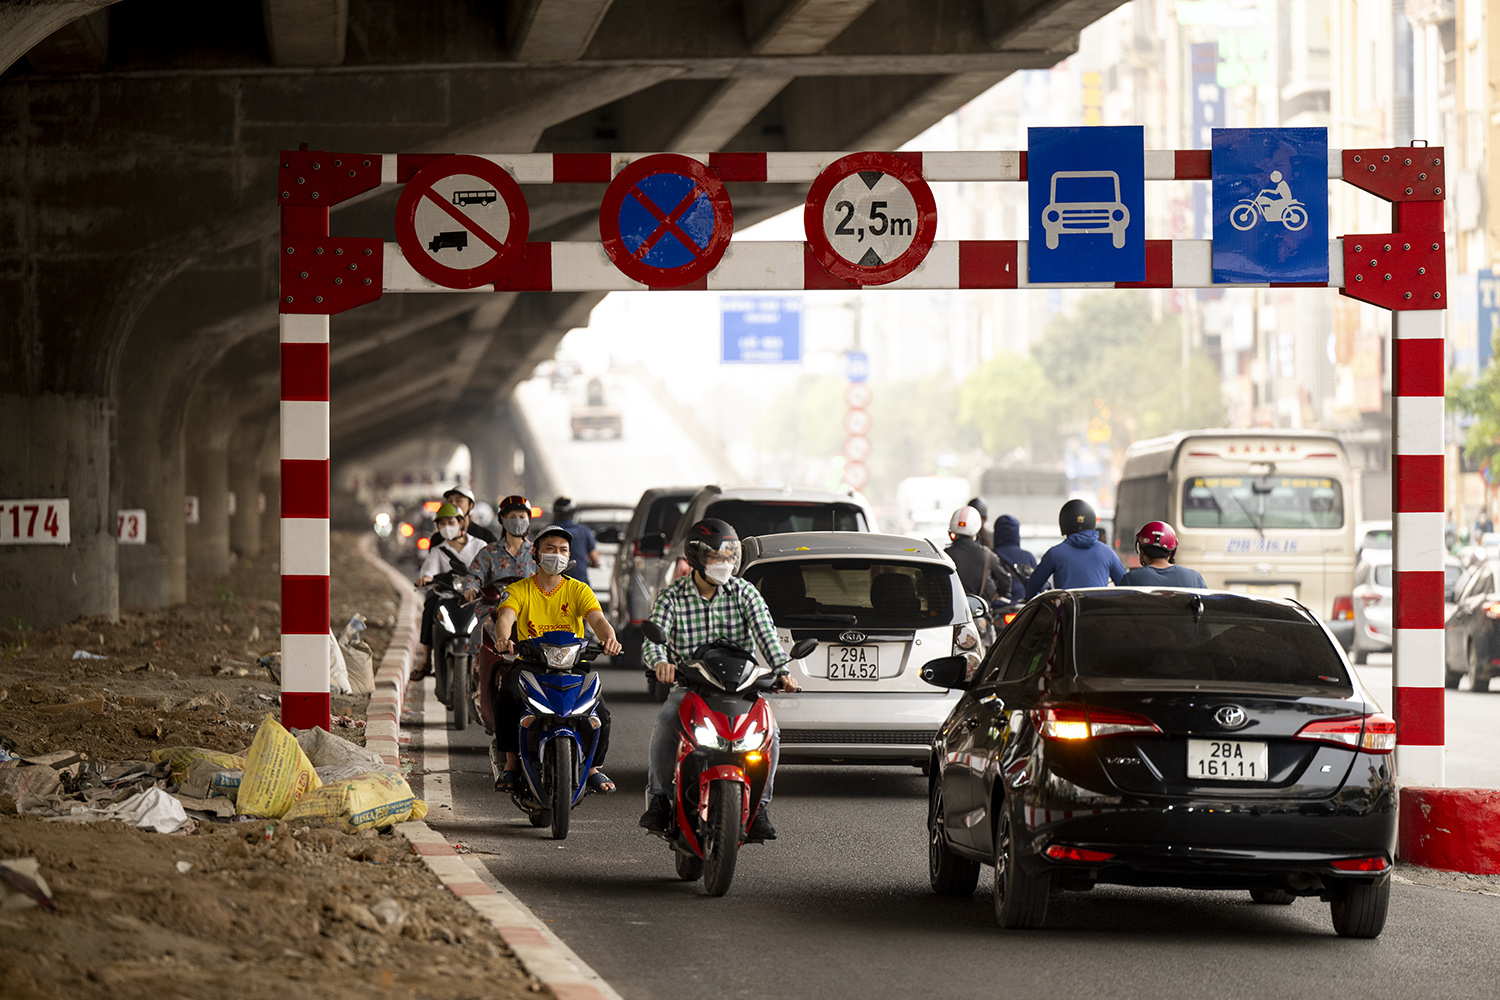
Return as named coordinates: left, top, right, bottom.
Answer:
left=1249, top=888, right=1295, bottom=905
left=992, top=806, right=1049, bottom=929
left=1353, top=647, right=1368, bottom=665
left=928, top=780, right=980, bottom=897
left=1468, top=644, right=1490, bottom=693
left=1329, top=878, right=1390, bottom=938
left=1445, top=668, right=1463, bottom=690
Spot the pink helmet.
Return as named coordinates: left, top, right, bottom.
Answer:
left=1135, top=521, right=1179, bottom=562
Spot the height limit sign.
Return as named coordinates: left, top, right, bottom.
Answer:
left=805, top=152, right=937, bottom=285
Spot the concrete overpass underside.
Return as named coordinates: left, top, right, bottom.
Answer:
left=0, top=0, right=1124, bottom=627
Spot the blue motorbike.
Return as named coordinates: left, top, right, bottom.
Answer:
left=510, top=630, right=605, bottom=840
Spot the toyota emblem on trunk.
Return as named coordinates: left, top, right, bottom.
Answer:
left=1214, top=705, right=1248, bottom=729
left=839, top=630, right=867, bottom=644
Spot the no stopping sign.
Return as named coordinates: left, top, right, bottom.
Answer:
left=805, top=152, right=937, bottom=285
left=600, top=154, right=734, bottom=288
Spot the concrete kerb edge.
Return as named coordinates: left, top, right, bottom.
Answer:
left=355, top=536, right=623, bottom=1000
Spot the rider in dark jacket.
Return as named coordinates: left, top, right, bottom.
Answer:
left=993, top=514, right=1035, bottom=602
left=946, top=505, right=1013, bottom=601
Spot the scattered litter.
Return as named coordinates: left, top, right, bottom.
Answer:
left=370, top=897, right=406, bottom=934
left=0, top=858, right=57, bottom=913
left=259, top=651, right=282, bottom=682
left=236, top=715, right=321, bottom=819
left=150, top=746, right=245, bottom=783
left=452, top=842, right=472, bottom=854
left=175, top=860, right=193, bottom=874
left=331, top=715, right=365, bottom=729
left=0, top=764, right=62, bottom=800
left=38, top=786, right=190, bottom=834
left=255, top=693, right=278, bottom=704
left=70, top=650, right=108, bottom=660
left=338, top=615, right=375, bottom=696
left=248, top=624, right=261, bottom=643
left=177, top=691, right=231, bottom=713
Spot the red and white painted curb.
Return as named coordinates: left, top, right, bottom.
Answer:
left=1399, top=787, right=1500, bottom=875
left=358, top=539, right=622, bottom=1000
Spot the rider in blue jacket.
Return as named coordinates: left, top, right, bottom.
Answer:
left=1023, top=499, right=1125, bottom=599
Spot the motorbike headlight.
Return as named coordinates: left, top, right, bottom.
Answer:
left=542, top=644, right=582, bottom=669
left=466, top=613, right=480, bottom=634
left=692, top=723, right=729, bottom=750
left=732, top=723, right=767, bottom=752
left=437, top=606, right=455, bottom=632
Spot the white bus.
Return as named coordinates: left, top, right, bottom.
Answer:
left=1114, top=430, right=1355, bottom=621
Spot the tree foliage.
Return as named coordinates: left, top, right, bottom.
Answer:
left=1448, top=365, right=1500, bottom=473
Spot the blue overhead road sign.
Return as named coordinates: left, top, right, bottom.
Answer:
left=721, top=296, right=803, bottom=363
left=1027, top=126, right=1145, bottom=283
left=1211, top=127, right=1329, bottom=283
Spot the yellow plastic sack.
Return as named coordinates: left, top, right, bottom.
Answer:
left=236, top=715, right=322, bottom=818
left=282, top=770, right=423, bottom=833
left=150, top=746, right=246, bottom=782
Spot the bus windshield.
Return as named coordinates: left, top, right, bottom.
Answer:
left=1181, top=476, right=1343, bottom=530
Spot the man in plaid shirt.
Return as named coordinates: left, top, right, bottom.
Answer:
left=639, top=518, right=798, bottom=840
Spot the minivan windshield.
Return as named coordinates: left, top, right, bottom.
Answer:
left=1182, top=476, right=1344, bottom=530
left=744, top=559, right=952, bottom=628
left=1073, top=604, right=1351, bottom=691
left=706, top=500, right=867, bottom=537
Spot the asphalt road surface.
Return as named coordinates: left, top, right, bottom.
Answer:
left=420, top=667, right=1500, bottom=1000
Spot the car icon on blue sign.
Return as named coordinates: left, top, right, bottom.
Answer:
left=1042, top=170, right=1130, bottom=249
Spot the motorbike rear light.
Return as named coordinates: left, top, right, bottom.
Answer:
left=1294, top=714, right=1396, bottom=754
left=530, top=505, right=543, bottom=518
left=423, top=500, right=442, bottom=513
left=1002, top=611, right=1019, bottom=626
left=1359, top=592, right=1382, bottom=607
left=1483, top=602, right=1500, bottom=620
left=398, top=522, right=414, bottom=538
left=1033, top=704, right=1161, bottom=740
left=1331, top=595, right=1355, bottom=621
left=1044, top=845, right=1115, bottom=863
left=416, top=537, right=431, bottom=550
left=1330, top=856, right=1389, bottom=872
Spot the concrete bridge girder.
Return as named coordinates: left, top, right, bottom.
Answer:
left=1, top=0, right=1126, bottom=627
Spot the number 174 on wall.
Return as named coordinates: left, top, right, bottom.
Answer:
left=0, top=500, right=70, bottom=545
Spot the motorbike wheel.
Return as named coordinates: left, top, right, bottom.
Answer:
left=546, top=739, right=574, bottom=841
left=1282, top=203, right=1309, bottom=231
left=1230, top=202, right=1259, bottom=231
left=449, top=652, right=469, bottom=731
left=433, top=648, right=451, bottom=708
left=701, top=780, right=743, bottom=897
left=674, top=851, right=704, bottom=882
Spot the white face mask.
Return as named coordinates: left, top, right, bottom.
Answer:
left=703, top=562, right=733, bottom=586
left=439, top=523, right=461, bottom=541
left=503, top=515, right=529, bottom=537
left=538, top=552, right=570, bottom=576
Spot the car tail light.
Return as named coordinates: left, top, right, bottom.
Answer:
left=1331, top=595, right=1355, bottom=621
left=1330, top=856, right=1389, bottom=872
left=1001, top=610, right=1019, bottom=626
left=1484, top=602, right=1500, bottom=620
left=1033, top=703, right=1161, bottom=740
left=1044, top=845, right=1114, bottom=863
left=1359, top=592, right=1382, bottom=607
left=1294, top=713, right=1396, bottom=753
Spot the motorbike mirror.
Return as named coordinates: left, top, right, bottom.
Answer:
left=788, top=638, right=817, bottom=661
left=920, top=655, right=971, bottom=690
left=640, top=620, right=669, bottom=645
left=966, top=594, right=991, bottom=621
left=596, top=526, right=622, bottom=545
left=638, top=532, right=667, bottom=557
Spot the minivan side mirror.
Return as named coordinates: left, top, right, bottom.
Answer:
left=788, top=638, right=818, bottom=661
left=638, top=532, right=667, bottom=557
left=920, top=654, right=971, bottom=690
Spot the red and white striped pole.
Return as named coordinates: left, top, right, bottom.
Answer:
left=1390, top=199, right=1448, bottom=787
left=279, top=311, right=332, bottom=732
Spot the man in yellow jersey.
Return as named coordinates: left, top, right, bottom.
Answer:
left=493, top=526, right=623, bottom=793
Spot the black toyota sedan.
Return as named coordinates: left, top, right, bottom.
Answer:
left=921, top=588, right=1396, bottom=938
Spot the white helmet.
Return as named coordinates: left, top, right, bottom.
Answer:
left=949, top=505, right=981, bottom=538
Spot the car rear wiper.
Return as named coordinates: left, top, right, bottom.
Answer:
left=780, top=613, right=859, bottom=624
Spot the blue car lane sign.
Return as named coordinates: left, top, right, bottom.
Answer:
left=1211, top=127, right=1329, bottom=284
left=721, top=296, right=803, bottom=363
left=1027, top=126, right=1145, bottom=283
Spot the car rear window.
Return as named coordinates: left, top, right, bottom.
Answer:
left=1073, top=606, right=1351, bottom=690
left=744, top=559, right=953, bottom=628
left=644, top=496, right=690, bottom=537
left=706, top=500, right=867, bottom=537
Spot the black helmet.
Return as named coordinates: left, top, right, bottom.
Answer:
left=684, top=518, right=742, bottom=575
left=1059, top=499, right=1097, bottom=536
left=552, top=496, right=575, bottom=520
left=966, top=496, right=988, bottom=521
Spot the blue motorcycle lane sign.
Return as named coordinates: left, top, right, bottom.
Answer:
left=1211, top=127, right=1329, bottom=284
left=1027, top=125, right=1145, bottom=283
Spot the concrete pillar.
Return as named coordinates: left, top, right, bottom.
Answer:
left=185, top=432, right=231, bottom=580
left=115, top=396, right=187, bottom=608
left=465, top=427, right=505, bottom=507
left=259, top=435, right=281, bottom=562
left=0, top=393, right=117, bottom=628
left=228, top=418, right=269, bottom=559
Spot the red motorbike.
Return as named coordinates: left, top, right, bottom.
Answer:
left=640, top=621, right=816, bottom=896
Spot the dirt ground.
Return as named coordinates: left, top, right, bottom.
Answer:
left=0, top=533, right=545, bottom=1000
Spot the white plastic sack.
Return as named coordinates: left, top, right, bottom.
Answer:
left=328, top=632, right=352, bottom=696
left=338, top=615, right=375, bottom=696
left=45, top=787, right=189, bottom=834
